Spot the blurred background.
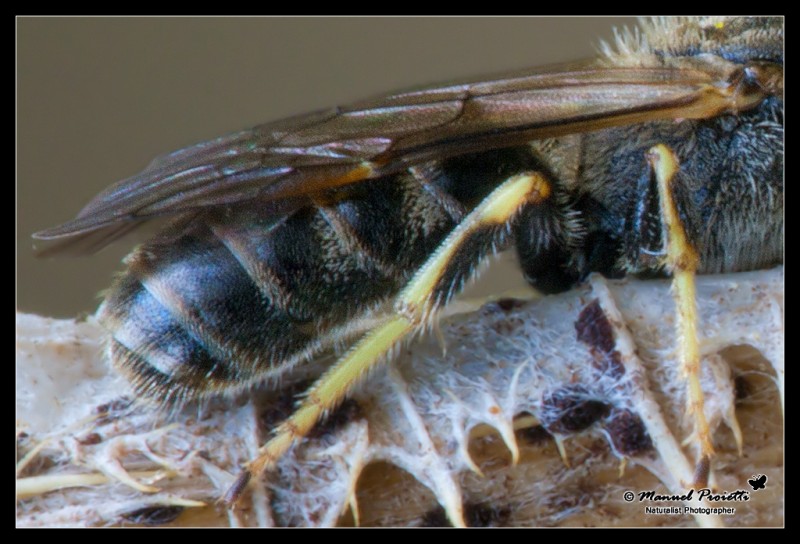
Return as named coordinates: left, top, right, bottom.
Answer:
left=18, top=17, right=636, bottom=317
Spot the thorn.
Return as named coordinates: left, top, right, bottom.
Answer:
left=726, top=407, right=744, bottom=457
left=349, top=493, right=361, bottom=527
left=554, top=436, right=570, bottom=468
left=16, top=469, right=171, bottom=499
left=444, top=499, right=467, bottom=528
left=99, top=457, right=160, bottom=494
left=496, top=419, right=520, bottom=466
left=460, top=433, right=485, bottom=478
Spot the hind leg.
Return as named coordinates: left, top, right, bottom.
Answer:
left=224, top=171, right=557, bottom=526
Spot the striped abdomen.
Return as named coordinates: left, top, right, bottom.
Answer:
left=102, top=147, right=545, bottom=405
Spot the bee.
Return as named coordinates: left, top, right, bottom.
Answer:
left=34, top=16, right=783, bottom=516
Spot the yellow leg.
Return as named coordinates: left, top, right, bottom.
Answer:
left=648, top=144, right=714, bottom=486
left=223, top=172, right=553, bottom=521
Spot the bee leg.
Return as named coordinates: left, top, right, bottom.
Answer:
left=647, top=144, right=714, bottom=486
left=223, top=171, right=554, bottom=527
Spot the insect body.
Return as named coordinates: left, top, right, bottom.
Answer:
left=101, top=147, right=538, bottom=403
left=35, top=17, right=783, bottom=519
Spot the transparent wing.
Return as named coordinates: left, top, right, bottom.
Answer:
left=34, top=58, right=755, bottom=252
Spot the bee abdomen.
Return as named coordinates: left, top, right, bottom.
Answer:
left=103, top=172, right=460, bottom=405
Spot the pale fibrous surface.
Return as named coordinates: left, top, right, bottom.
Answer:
left=16, top=269, right=783, bottom=527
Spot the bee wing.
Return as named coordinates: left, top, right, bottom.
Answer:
left=35, top=59, right=749, bottom=252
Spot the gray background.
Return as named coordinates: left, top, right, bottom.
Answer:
left=18, top=17, right=635, bottom=317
